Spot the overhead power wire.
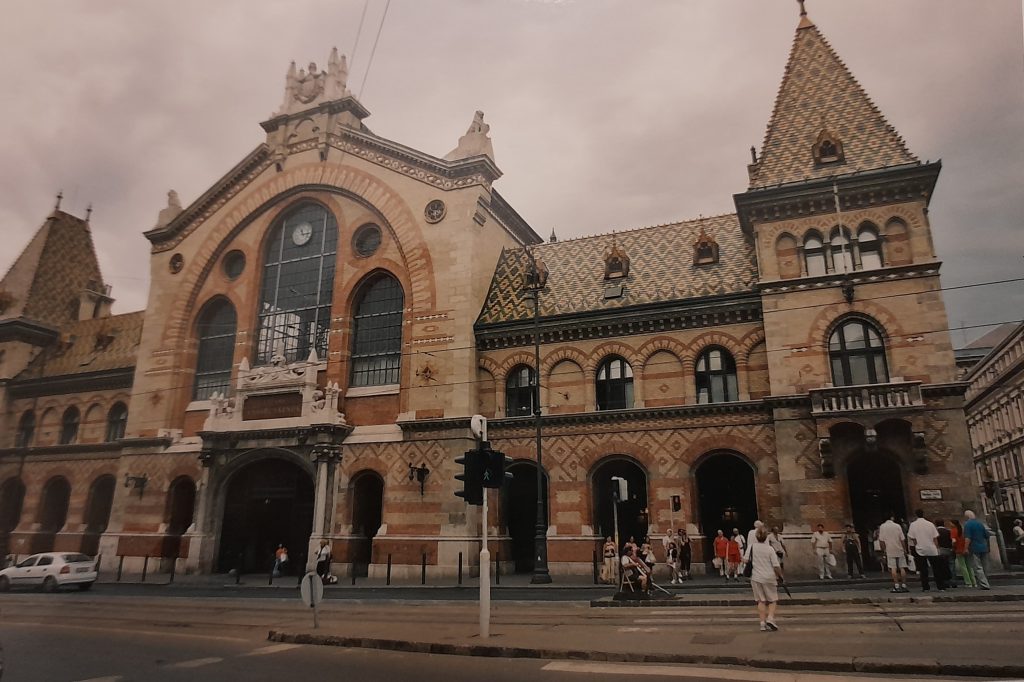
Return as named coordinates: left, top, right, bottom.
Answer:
left=358, top=0, right=391, bottom=100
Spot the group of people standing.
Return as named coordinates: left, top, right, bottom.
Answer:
left=712, top=523, right=787, bottom=580
left=600, top=528, right=694, bottom=587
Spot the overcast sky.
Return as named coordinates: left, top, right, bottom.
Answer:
left=1, top=0, right=1021, bottom=346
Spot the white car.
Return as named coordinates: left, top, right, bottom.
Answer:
left=0, top=552, right=98, bottom=592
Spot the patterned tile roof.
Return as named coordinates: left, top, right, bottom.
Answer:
left=476, top=213, right=756, bottom=325
left=748, top=16, right=917, bottom=189
left=0, top=210, right=105, bottom=329
left=16, top=311, right=143, bottom=379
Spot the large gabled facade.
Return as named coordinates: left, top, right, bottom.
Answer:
left=0, top=8, right=978, bottom=578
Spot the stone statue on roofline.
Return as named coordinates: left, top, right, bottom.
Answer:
left=277, top=48, right=350, bottom=116
left=444, top=110, right=495, bottom=162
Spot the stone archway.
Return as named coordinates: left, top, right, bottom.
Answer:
left=81, top=475, right=115, bottom=556
left=502, top=461, right=549, bottom=573
left=350, top=470, right=384, bottom=577
left=591, top=456, right=649, bottom=549
left=694, top=452, right=758, bottom=564
left=33, top=477, right=71, bottom=554
left=217, top=458, right=314, bottom=573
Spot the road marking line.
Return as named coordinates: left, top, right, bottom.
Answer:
left=241, top=643, right=304, bottom=656
left=541, top=661, right=955, bottom=682
left=171, top=657, right=223, bottom=669
left=618, top=627, right=660, bottom=633
left=3, top=621, right=250, bottom=642
left=73, top=677, right=123, bottom=682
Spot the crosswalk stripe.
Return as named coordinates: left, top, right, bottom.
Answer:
left=171, top=657, right=223, bottom=668
left=242, top=643, right=304, bottom=656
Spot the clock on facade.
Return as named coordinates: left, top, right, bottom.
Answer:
left=291, top=222, right=314, bottom=246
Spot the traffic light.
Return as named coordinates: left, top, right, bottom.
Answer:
left=482, top=449, right=513, bottom=489
left=455, top=449, right=484, bottom=505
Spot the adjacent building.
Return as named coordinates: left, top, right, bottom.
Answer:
left=0, top=8, right=978, bottom=578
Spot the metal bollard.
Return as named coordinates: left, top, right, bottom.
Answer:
left=141, top=556, right=149, bottom=583
left=458, top=551, right=463, bottom=586
left=593, top=550, right=599, bottom=585
left=351, top=563, right=357, bottom=585
left=117, top=555, right=124, bottom=582
left=169, top=555, right=177, bottom=584
left=386, top=554, right=392, bottom=586
left=421, top=552, right=427, bottom=585
left=495, top=551, right=500, bottom=585
left=235, top=552, right=242, bottom=585
left=95, top=553, right=102, bottom=580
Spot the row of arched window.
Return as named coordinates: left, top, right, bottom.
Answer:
left=14, top=403, right=128, bottom=448
left=193, top=202, right=405, bottom=401
left=777, top=218, right=909, bottom=279
left=501, top=318, right=890, bottom=415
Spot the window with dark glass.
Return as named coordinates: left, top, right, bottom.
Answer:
left=255, top=203, right=338, bottom=364
left=596, top=356, right=634, bottom=410
left=829, top=319, right=889, bottom=387
left=60, top=407, right=80, bottom=445
left=857, top=226, right=882, bottom=270
left=350, top=274, right=404, bottom=387
left=105, top=403, right=128, bottom=442
left=16, top=411, right=35, bottom=447
left=193, top=300, right=237, bottom=401
left=353, top=224, right=382, bottom=258
left=695, top=347, right=738, bottom=404
left=505, top=365, right=536, bottom=417
left=830, top=227, right=853, bottom=273
left=804, top=233, right=827, bottom=276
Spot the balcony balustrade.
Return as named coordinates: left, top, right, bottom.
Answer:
left=810, top=380, right=923, bottom=415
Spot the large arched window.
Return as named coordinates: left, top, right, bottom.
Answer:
left=830, top=227, right=853, bottom=273
left=505, top=365, right=536, bottom=417
left=59, top=407, right=80, bottom=445
left=857, top=224, right=882, bottom=270
left=804, top=232, right=827, bottom=277
left=596, top=356, right=634, bottom=410
left=829, top=319, right=889, bottom=386
left=350, top=274, right=404, bottom=387
left=15, top=411, right=35, bottom=448
left=256, top=203, right=338, bottom=364
left=105, top=403, right=128, bottom=442
left=193, top=299, right=237, bottom=401
left=695, top=347, right=738, bottom=404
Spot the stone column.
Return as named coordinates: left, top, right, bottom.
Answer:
left=185, top=452, right=215, bottom=574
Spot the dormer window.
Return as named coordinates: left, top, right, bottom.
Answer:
left=693, top=227, right=719, bottom=266
left=603, top=242, right=630, bottom=280
left=812, top=129, right=845, bottom=165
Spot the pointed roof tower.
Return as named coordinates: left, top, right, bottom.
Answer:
left=747, top=4, right=917, bottom=188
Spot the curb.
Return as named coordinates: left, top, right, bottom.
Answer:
left=266, top=630, right=1024, bottom=678
left=591, top=592, right=1024, bottom=608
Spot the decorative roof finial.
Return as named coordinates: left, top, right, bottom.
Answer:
left=549, top=228, right=558, bottom=243
left=54, top=190, right=63, bottom=211
left=798, top=0, right=807, bottom=17
left=85, top=203, right=93, bottom=222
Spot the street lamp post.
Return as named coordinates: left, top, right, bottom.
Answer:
left=524, top=247, right=552, bottom=584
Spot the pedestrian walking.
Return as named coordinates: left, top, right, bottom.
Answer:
left=963, top=510, right=992, bottom=590
left=768, top=526, right=787, bottom=568
left=810, top=524, right=834, bottom=579
left=677, top=529, right=692, bottom=580
left=713, top=529, right=728, bottom=577
left=1013, top=519, right=1024, bottom=548
left=273, top=544, right=289, bottom=577
left=667, top=542, right=680, bottom=584
left=749, top=527, right=784, bottom=632
left=935, top=519, right=956, bottom=588
left=601, top=537, right=617, bottom=584
left=951, top=518, right=975, bottom=587
left=315, top=539, right=332, bottom=583
left=841, top=524, right=864, bottom=578
left=743, top=520, right=764, bottom=563
left=907, top=509, right=948, bottom=591
left=726, top=530, right=743, bottom=581
left=878, top=514, right=909, bottom=593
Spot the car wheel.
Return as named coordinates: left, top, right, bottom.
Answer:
left=42, top=576, right=58, bottom=593
left=78, top=581, right=93, bottom=591
left=0, top=576, right=9, bottom=592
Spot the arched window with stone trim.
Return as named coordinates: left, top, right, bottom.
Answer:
left=193, top=299, right=237, bottom=401
left=350, top=273, right=404, bottom=387
left=828, top=318, right=889, bottom=387
left=804, top=232, right=827, bottom=277
left=596, top=356, right=634, bottom=411
left=695, top=347, right=738, bottom=404
left=255, top=202, right=338, bottom=365
left=857, top=223, right=882, bottom=270
left=105, top=402, right=128, bottom=442
left=830, top=227, right=853, bottom=273
left=505, top=364, right=536, bottom=417
left=15, top=411, right=35, bottom=448
left=59, top=407, right=80, bottom=445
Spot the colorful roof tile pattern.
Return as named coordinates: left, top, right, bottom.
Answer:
left=0, top=210, right=105, bottom=329
left=16, top=311, right=143, bottom=379
left=748, top=16, right=918, bottom=189
left=477, top=214, right=756, bottom=325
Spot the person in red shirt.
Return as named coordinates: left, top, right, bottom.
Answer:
left=726, top=530, right=743, bottom=581
left=713, top=529, right=729, bottom=578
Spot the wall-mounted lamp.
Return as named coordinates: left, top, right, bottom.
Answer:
left=124, top=474, right=148, bottom=498
left=408, top=463, right=430, bottom=496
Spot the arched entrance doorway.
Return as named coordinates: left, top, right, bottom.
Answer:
left=163, top=476, right=197, bottom=559
left=848, top=453, right=907, bottom=535
left=350, top=471, right=384, bottom=577
left=81, top=475, right=115, bottom=556
left=218, top=457, right=314, bottom=573
left=33, top=477, right=71, bottom=553
left=695, top=453, right=758, bottom=562
left=503, top=461, right=549, bottom=573
left=592, top=457, right=648, bottom=549
left=0, top=478, right=26, bottom=559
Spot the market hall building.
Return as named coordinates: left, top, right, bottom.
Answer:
left=0, top=9, right=978, bottom=578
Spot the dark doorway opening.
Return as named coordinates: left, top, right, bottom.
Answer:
left=218, top=458, right=314, bottom=573
left=695, top=453, right=758, bottom=563
left=351, top=471, right=384, bottom=577
left=33, top=477, right=71, bottom=554
left=592, top=457, right=648, bottom=549
left=163, top=476, right=197, bottom=559
left=503, top=461, right=549, bottom=573
left=81, top=475, right=115, bottom=556
left=0, top=478, right=26, bottom=559
left=848, top=452, right=907, bottom=535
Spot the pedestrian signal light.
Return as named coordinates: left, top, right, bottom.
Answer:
left=482, top=449, right=513, bottom=489
left=455, top=449, right=484, bottom=505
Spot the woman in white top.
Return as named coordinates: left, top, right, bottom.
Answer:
left=749, top=527, right=784, bottom=631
